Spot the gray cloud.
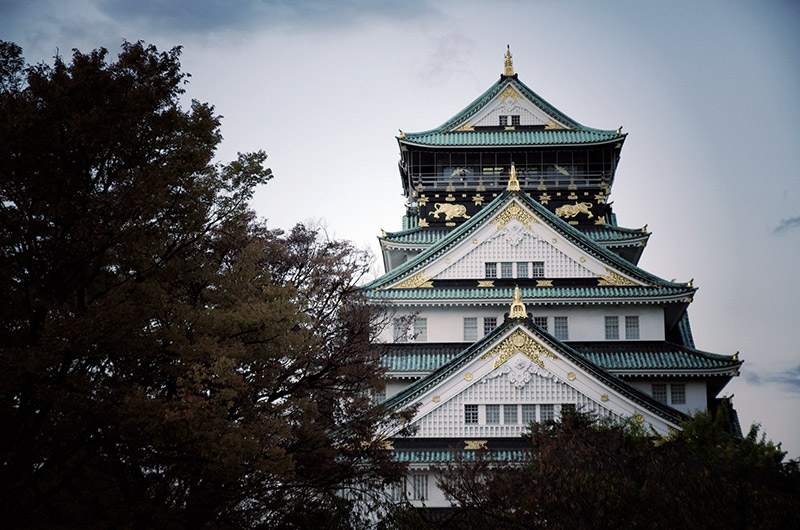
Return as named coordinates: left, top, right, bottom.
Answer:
left=773, top=216, right=800, bottom=234
left=746, top=364, right=800, bottom=394
left=95, top=0, right=435, bottom=33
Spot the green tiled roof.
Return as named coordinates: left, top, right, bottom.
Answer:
left=381, top=227, right=449, bottom=245
left=402, top=129, right=621, bottom=147
left=382, top=341, right=739, bottom=374
left=382, top=225, right=647, bottom=247
left=400, top=75, right=624, bottom=148
left=368, top=285, right=692, bottom=301
left=569, top=342, right=740, bottom=372
left=583, top=225, right=649, bottom=244
left=363, top=190, right=692, bottom=294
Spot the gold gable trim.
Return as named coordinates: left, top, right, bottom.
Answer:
left=391, top=270, right=434, bottom=289
left=491, top=202, right=539, bottom=231
left=480, top=329, right=558, bottom=370
left=597, top=268, right=638, bottom=287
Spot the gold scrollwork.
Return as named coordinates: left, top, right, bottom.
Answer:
left=480, top=329, right=558, bottom=370
left=499, top=86, right=520, bottom=102
left=477, top=280, right=495, bottom=288
left=392, top=270, right=433, bottom=289
left=536, top=280, right=553, bottom=287
left=464, top=440, right=487, bottom=450
left=597, top=268, right=638, bottom=287
left=454, top=122, right=474, bottom=132
left=491, top=202, right=539, bottom=231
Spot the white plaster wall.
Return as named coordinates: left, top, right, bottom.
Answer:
left=380, top=304, right=665, bottom=343
left=628, top=379, right=707, bottom=414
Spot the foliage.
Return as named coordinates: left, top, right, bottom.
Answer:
left=0, top=40, right=409, bottom=529
left=432, top=409, right=800, bottom=530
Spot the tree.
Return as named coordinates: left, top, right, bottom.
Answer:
left=433, top=409, right=800, bottom=530
left=0, top=41, right=409, bottom=529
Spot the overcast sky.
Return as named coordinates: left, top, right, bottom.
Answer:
left=3, top=0, right=799, bottom=457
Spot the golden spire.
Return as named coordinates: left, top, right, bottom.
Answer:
left=504, top=45, right=514, bottom=76
left=507, top=162, right=520, bottom=191
left=509, top=285, right=527, bottom=319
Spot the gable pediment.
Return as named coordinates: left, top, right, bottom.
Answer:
left=388, top=322, right=683, bottom=437
left=449, top=81, right=571, bottom=131
left=386, top=197, right=643, bottom=286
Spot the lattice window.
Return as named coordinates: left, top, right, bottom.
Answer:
left=501, top=262, right=513, bottom=278
left=671, top=383, right=686, bottom=405
left=393, top=319, right=407, bottom=342
left=464, top=317, right=478, bottom=341
left=413, top=318, right=427, bottom=342
left=605, top=316, right=619, bottom=340
left=540, top=404, right=555, bottom=421
left=464, top=404, right=478, bottom=424
left=485, top=262, right=497, bottom=278
left=533, top=316, right=548, bottom=332
left=531, top=261, right=545, bottom=278
left=517, top=262, right=529, bottom=278
left=554, top=317, right=569, bottom=340
left=652, top=383, right=667, bottom=404
left=499, top=115, right=509, bottom=126
left=486, top=404, right=500, bottom=424
left=504, top=405, right=518, bottom=424
left=625, top=316, right=640, bottom=339
left=511, top=115, right=520, bottom=126
left=409, top=474, right=428, bottom=501
left=483, top=317, right=497, bottom=336
left=521, top=404, right=536, bottom=424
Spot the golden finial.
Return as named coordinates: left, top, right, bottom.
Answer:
left=504, top=45, right=514, bottom=76
left=507, top=162, right=520, bottom=191
left=398, top=129, right=406, bottom=138
left=509, top=285, right=527, bottom=319
left=733, top=351, right=739, bottom=361
left=381, top=228, right=387, bottom=237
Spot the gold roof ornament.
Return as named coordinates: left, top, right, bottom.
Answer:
left=504, top=45, right=514, bottom=76
left=509, top=285, right=527, bottom=319
left=507, top=162, right=520, bottom=191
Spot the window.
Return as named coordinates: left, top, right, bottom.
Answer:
left=390, top=481, right=405, bottom=501
left=501, top=262, right=513, bottom=278
left=485, top=262, right=497, bottom=278
left=410, top=474, right=428, bottom=501
left=499, top=115, right=509, bottom=126
left=504, top=404, right=518, bottom=424
left=540, top=404, right=554, bottom=421
left=486, top=404, right=500, bottom=424
left=393, top=319, right=407, bottom=342
left=413, top=318, right=427, bottom=341
left=521, top=404, right=537, bottom=424
left=554, top=316, right=569, bottom=340
left=464, top=317, right=478, bottom=341
left=483, top=317, right=497, bottom=335
left=517, top=262, right=529, bottom=278
left=465, top=404, right=478, bottom=424
left=671, top=383, right=686, bottom=405
left=511, top=115, right=520, bottom=126
left=561, top=404, right=576, bottom=417
left=605, top=316, right=619, bottom=340
left=531, top=261, right=545, bottom=278
left=625, top=316, right=640, bottom=339
left=652, top=383, right=667, bottom=404
left=533, top=316, right=548, bottom=331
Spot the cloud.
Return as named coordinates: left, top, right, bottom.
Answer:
left=95, top=0, right=434, bottom=34
left=773, top=216, right=800, bottom=234
left=746, top=364, right=800, bottom=394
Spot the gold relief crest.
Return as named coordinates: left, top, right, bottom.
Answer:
left=391, top=270, right=433, bottom=289
left=491, top=202, right=539, bottom=231
left=480, top=329, right=558, bottom=370
left=597, top=268, right=638, bottom=287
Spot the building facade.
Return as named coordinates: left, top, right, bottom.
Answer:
left=364, top=48, right=741, bottom=508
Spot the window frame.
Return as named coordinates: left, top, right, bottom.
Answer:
left=485, top=404, right=500, bottom=424
left=605, top=316, right=620, bottom=340
left=625, top=315, right=640, bottom=339
left=554, top=316, right=569, bottom=340
left=463, top=317, right=478, bottom=341
left=413, top=318, right=427, bottom=342
left=483, top=317, right=497, bottom=336
left=464, top=404, right=479, bottom=424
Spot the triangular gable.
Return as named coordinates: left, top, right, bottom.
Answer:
left=451, top=82, right=571, bottom=131
left=367, top=192, right=687, bottom=292
left=385, top=318, right=685, bottom=436
left=401, top=76, right=620, bottom=139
